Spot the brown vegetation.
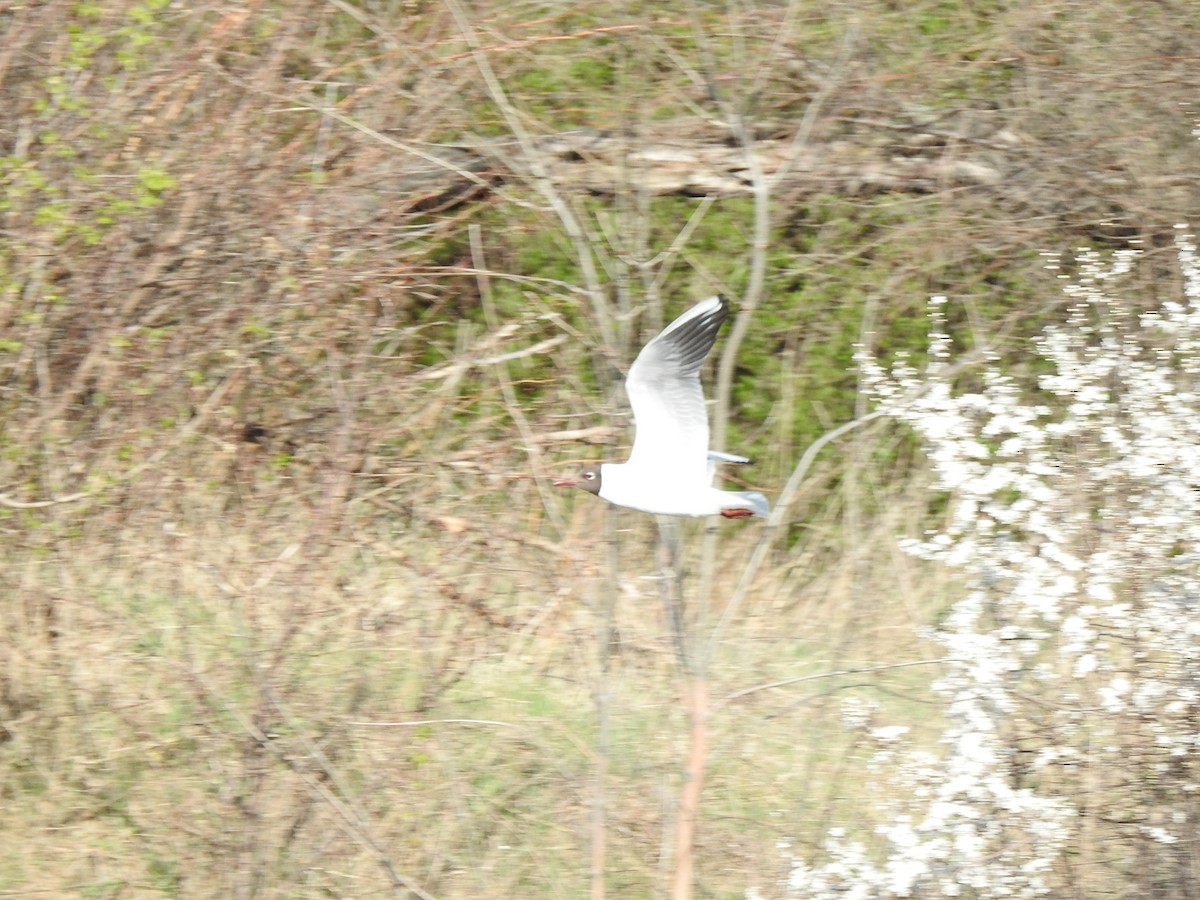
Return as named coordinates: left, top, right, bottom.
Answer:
left=1, top=1, right=1198, bottom=896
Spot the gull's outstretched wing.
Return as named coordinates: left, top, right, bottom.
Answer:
left=623, top=295, right=728, bottom=486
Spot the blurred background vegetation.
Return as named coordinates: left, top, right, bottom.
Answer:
left=1, top=1, right=1197, bottom=896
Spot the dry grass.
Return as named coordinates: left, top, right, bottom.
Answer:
left=1, top=424, right=951, bottom=896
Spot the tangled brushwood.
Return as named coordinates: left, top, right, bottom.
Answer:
left=761, top=229, right=1200, bottom=899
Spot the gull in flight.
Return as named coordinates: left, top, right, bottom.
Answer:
left=555, top=295, right=770, bottom=518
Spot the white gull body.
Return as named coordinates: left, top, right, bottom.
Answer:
left=556, top=296, right=770, bottom=519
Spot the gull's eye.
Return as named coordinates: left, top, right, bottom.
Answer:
left=584, top=471, right=596, bottom=481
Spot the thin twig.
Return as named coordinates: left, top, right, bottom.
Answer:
left=348, top=718, right=517, bottom=728
left=657, top=516, right=691, bottom=672
left=718, top=657, right=958, bottom=705
left=1, top=367, right=243, bottom=510
left=185, top=667, right=435, bottom=900
left=706, top=409, right=890, bottom=661
left=590, top=504, right=621, bottom=900
left=471, top=224, right=567, bottom=534
left=669, top=676, right=708, bottom=900
left=708, top=347, right=990, bottom=661
left=444, top=0, right=616, bottom=358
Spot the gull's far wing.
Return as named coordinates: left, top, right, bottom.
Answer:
left=623, top=295, right=728, bottom=485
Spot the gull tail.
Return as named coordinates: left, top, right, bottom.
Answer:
left=707, top=450, right=754, bottom=485
left=707, top=450, right=752, bottom=465
left=721, top=490, right=770, bottom=519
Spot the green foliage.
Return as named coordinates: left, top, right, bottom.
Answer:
left=495, top=23, right=699, bottom=128
left=240, top=321, right=271, bottom=341
left=145, top=853, right=183, bottom=894
left=1, top=4, right=176, bottom=256
left=567, top=56, right=615, bottom=88
left=135, top=166, right=176, bottom=202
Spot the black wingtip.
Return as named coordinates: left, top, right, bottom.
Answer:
left=666, top=296, right=729, bottom=371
